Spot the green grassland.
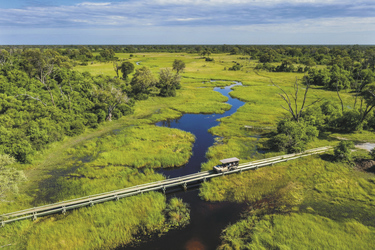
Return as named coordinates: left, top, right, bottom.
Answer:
left=201, top=151, right=375, bottom=249
left=2, top=52, right=375, bottom=249
left=219, top=213, right=375, bottom=250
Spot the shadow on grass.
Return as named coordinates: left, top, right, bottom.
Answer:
left=319, top=153, right=336, bottom=162
left=300, top=200, right=375, bottom=227
left=31, top=156, right=92, bottom=206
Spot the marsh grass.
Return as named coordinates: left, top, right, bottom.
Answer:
left=219, top=213, right=375, bottom=250
left=1, top=193, right=167, bottom=250
left=2, top=52, right=375, bottom=249
left=205, top=154, right=375, bottom=249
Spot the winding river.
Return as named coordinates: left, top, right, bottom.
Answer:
left=124, top=82, right=246, bottom=250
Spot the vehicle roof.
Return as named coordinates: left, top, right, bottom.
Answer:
left=220, top=157, right=239, bottom=164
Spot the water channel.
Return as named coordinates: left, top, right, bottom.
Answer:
left=124, top=82, right=247, bottom=250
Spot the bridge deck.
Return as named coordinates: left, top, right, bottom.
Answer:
left=0, top=146, right=331, bottom=226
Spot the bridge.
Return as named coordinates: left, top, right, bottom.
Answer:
left=0, top=146, right=331, bottom=227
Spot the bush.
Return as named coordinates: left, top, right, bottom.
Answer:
left=117, top=103, right=134, bottom=116
left=336, top=110, right=362, bottom=132
left=334, top=141, right=355, bottom=162
left=271, top=119, right=318, bottom=153
left=228, top=63, right=242, bottom=71
left=370, top=148, right=375, bottom=160
left=67, top=120, right=85, bottom=136
left=84, top=113, right=98, bottom=128
left=165, top=198, right=190, bottom=228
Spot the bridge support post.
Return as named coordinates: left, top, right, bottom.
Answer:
left=115, top=194, right=119, bottom=201
left=62, top=206, right=66, bottom=215
left=203, top=177, right=206, bottom=182
left=162, top=186, right=166, bottom=194
left=1, top=221, right=4, bottom=227
left=90, top=200, right=94, bottom=207
left=183, top=182, right=187, bottom=191
left=33, top=212, right=37, bottom=221
left=256, top=166, right=258, bottom=170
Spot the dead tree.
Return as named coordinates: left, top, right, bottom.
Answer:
left=35, top=59, right=56, bottom=107
left=14, top=92, right=47, bottom=107
left=336, top=83, right=344, bottom=113
left=113, top=61, right=120, bottom=78
left=273, top=77, right=322, bottom=122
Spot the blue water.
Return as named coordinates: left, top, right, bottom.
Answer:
left=124, top=82, right=246, bottom=250
left=157, top=82, right=245, bottom=178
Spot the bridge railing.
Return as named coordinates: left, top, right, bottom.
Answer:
left=0, top=146, right=332, bottom=226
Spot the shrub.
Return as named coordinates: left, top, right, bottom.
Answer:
left=334, top=141, right=355, bottom=162
left=271, top=119, right=319, bottom=153
left=369, top=148, right=375, bottom=160
left=228, top=63, right=242, bottom=71
left=84, top=113, right=98, bottom=128
left=165, top=198, right=190, bottom=228
left=67, top=120, right=85, bottom=136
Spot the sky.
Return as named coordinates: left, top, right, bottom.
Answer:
left=0, top=0, right=374, bottom=45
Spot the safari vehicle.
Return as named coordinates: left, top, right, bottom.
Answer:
left=213, top=157, right=240, bottom=173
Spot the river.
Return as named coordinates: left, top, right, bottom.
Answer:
left=124, top=82, right=246, bottom=250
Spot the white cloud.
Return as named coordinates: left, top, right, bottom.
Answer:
left=153, top=0, right=369, bottom=5
left=234, top=17, right=375, bottom=33
left=0, top=0, right=373, bottom=29
left=0, top=0, right=374, bottom=44
left=78, top=2, right=111, bottom=6
left=175, top=17, right=210, bottom=22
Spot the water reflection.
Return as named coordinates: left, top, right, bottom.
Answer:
left=123, top=82, right=246, bottom=250
left=156, top=82, right=245, bottom=178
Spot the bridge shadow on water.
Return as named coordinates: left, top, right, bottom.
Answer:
left=122, top=188, right=247, bottom=250
left=120, top=82, right=248, bottom=250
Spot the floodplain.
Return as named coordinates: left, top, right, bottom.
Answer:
left=1, top=50, right=375, bottom=249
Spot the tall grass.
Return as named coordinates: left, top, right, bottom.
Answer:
left=219, top=213, right=375, bottom=250
left=3, top=52, right=375, bottom=249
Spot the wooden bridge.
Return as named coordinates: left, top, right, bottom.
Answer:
left=0, top=146, right=331, bottom=227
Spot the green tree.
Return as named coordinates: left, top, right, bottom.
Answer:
left=334, top=141, right=355, bottom=162
left=0, top=154, right=26, bottom=202
left=0, top=49, right=10, bottom=66
left=92, top=76, right=129, bottom=121
left=271, top=119, right=319, bottom=153
left=130, top=66, right=156, bottom=100
left=328, top=65, right=352, bottom=90
left=172, top=59, right=185, bottom=74
left=120, top=61, right=135, bottom=80
left=78, top=46, right=93, bottom=60
left=99, top=48, right=115, bottom=61
left=157, top=68, right=181, bottom=97
left=21, top=49, right=59, bottom=107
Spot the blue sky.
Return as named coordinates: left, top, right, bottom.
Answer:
left=0, top=0, right=374, bottom=45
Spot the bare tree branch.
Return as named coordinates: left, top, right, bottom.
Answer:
left=297, top=77, right=312, bottom=118
left=14, top=92, right=47, bottom=107
left=272, top=80, right=297, bottom=120
left=35, top=59, right=56, bottom=107
left=336, top=82, right=344, bottom=112
left=293, top=77, right=299, bottom=116
left=273, top=77, right=321, bottom=122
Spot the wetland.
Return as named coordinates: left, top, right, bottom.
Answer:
left=1, top=47, right=375, bottom=249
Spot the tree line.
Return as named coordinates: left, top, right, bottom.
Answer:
left=0, top=48, right=185, bottom=163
